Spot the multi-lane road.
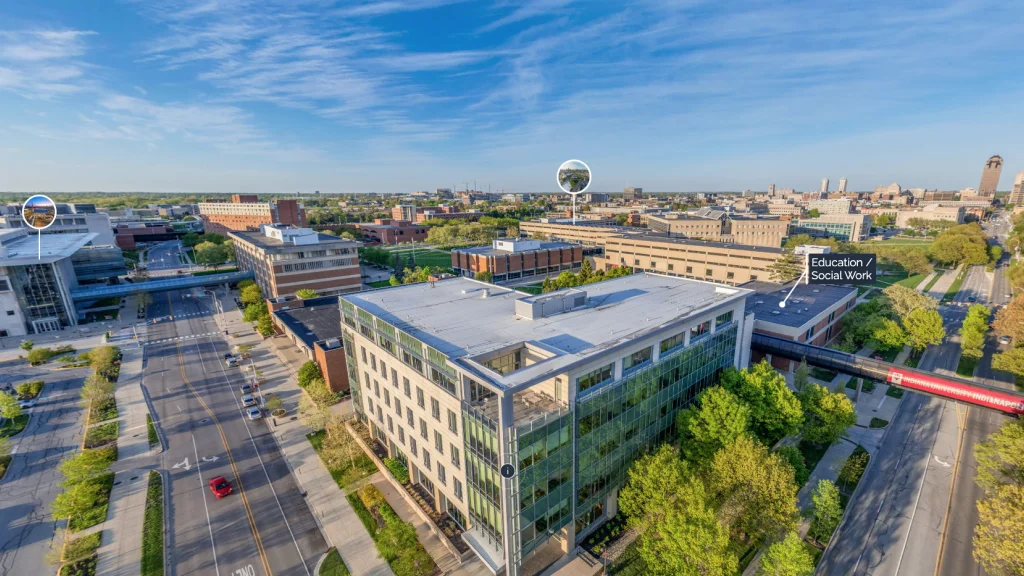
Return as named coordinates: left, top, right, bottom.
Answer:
left=145, top=289, right=326, bottom=576
left=146, top=240, right=192, bottom=272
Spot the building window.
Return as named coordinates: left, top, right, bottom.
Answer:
left=660, top=332, right=684, bottom=354
left=685, top=266, right=693, bottom=274
left=399, top=427, right=406, bottom=444
left=407, top=408, right=414, bottom=426
left=395, top=398, right=402, bottom=416
left=361, top=347, right=367, bottom=363
left=417, top=387, right=425, bottom=408
left=367, top=398, right=373, bottom=414
left=423, top=450, right=431, bottom=470
left=438, top=463, right=446, bottom=485
left=667, top=263, right=674, bottom=271
left=411, top=438, right=418, bottom=456
left=634, top=259, right=640, bottom=266
left=384, top=389, right=390, bottom=407
left=431, top=398, right=440, bottom=420
left=380, top=360, right=387, bottom=378
left=705, top=268, right=712, bottom=276
left=434, top=431, right=444, bottom=454
left=727, top=271, right=735, bottom=280
left=806, top=325, right=815, bottom=339
left=716, top=311, right=733, bottom=327
left=454, top=479, right=463, bottom=500
left=376, top=406, right=383, bottom=423
left=447, top=409, right=458, bottom=435
left=391, top=369, right=398, bottom=387
left=828, top=310, right=836, bottom=323
left=374, top=381, right=380, bottom=397
left=622, top=347, right=652, bottom=373
left=403, top=378, right=411, bottom=397
left=451, top=446, right=460, bottom=469
left=420, top=419, right=428, bottom=439
left=577, top=363, right=614, bottom=394
left=691, top=320, right=710, bottom=341
left=370, top=353, right=376, bottom=371
left=387, top=415, right=393, bottom=432
left=750, top=275, right=758, bottom=281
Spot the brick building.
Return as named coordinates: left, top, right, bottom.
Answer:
left=743, top=281, right=857, bottom=371
left=198, top=197, right=305, bottom=236
left=451, top=238, right=583, bottom=283
left=230, top=224, right=361, bottom=298
left=352, top=219, right=430, bottom=245
left=270, top=295, right=350, bottom=392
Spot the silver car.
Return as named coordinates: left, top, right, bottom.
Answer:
left=241, top=394, right=257, bottom=407
left=247, top=407, right=262, bottom=420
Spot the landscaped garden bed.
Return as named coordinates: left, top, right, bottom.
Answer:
left=141, top=471, right=164, bottom=576
left=845, top=377, right=877, bottom=394
left=307, top=429, right=377, bottom=491
left=84, top=422, right=118, bottom=450
left=89, top=396, right=118, bottom=423
left=580, top=512, right=631, bottom=558
left=68, top=472, right=115, bottom=532
left=347, top=484, right=437, bottom=576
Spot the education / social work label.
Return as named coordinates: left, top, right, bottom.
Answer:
left=807, top=253, right=876, bottom=285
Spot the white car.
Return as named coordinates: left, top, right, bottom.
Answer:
left=999, top=335, right=1012, bottom=345
left=241, top=394, right=257, bottom=407
left=18, top=398, right=36, bottom=409
left=247, top=407, right=262, bottom=420
left=226, top=357, right=240, bottom=367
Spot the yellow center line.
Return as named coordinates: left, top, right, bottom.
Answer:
left=168, top=292, right=274, bottom=576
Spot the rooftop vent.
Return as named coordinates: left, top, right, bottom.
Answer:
left=771, top=310, right=781, bottom=315
left=812, top=289, right=820, bottom=293
left=481, top=289, right=490, bottom=299
left=515, top=289, right=588, bottom=320
left=323, top=338, right=341, bottom=350
left=754, top=300, right=765, bottom=305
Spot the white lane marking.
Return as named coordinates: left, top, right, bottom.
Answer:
left=173, top=457, right=192, bottom=471
left=198, top=335, right=313, bottom=576
left=191, top=433, right=221, bottom=576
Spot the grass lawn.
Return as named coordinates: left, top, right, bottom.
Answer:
left=885, top=386, right=905, bottom=399
left=870, top=418, right=889, bottom=429
left=895, top=273, right=928, bottom=289
left=871, top=264, right=909, bottom=288
left=84, top=422, right=118, bottom=449
left=872, top=238, right=934, bottom=247
left=147, top=414, right=158, bottom=446
left=141, top=471, right=164, bottom=576
left=517, top=284, right=543, bottom=295
left=0, top=455, right=11, bottom=481
left=942, top=267, right=968, bottom=302
left=845, top=377, right=877, bottom=394
left=307, top=430, right=378, bottom=491
left=903, top=354, right=920, bottom=369
left=798, top=440, right=830, bottom=475
left=89, top=396, right=118, bottom=423
left=68, top=472, right=115, bottom=532
left=956, top=355, right=979, bottom=378
left=874, top=346, right=901, bottom=363
left=319, top=548, right=351, bottom=576
left=923, top=272, right=942, bottom=293
left=59, top=555, right=98, bottom=576
left=62, top=532, right=101, bottom=563
left=192, top=267, right=238, bottom=276
left=609, top=539, right=646, bottom=576
left=810, top=367, right=837, bottom=382
left=367, top=279, right=392, bottom=288
left=346, top=491, right=436, bottom=576
left=391, top=250, right=452, bottom=269
left=0, top=414, right=30, bottom=438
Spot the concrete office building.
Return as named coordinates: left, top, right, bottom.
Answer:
left=519, top=221, right=620, bottom=247
left=341, top=274, right=753, bottom=575
left=601, top=235, right=782, bottom=285
left=451, top=239, right=582, bottom=283
left=0, top=229, right=97, bottom=336
left=230, top=225, right=361, bottom=299
left=978, top=155, right=1003, bottom=196
left=837, top=178, right=848, bottom=193
left=767, top=202, right=803, bottom=217
left=648, top=212, right=789, bottom=248
left=0, top=211, right=116, bottom=247
left=806, top=199, right=852, bottom=215
left=894, top=205, right=965, bottom=228
left=647, top=214, right=724, bottom=240
left=198, top=197, right=306, bottom=236
left=583, top=193, right=609, bottom=203
left=1010, top=172, right=1024, bottom=206
left=623, top=187, right=643, bottom=202
left=820, top=178, right=829, bottom=193
left=793, top=213, right=871, bottom=242
left=744, top=281, right=857, bottom=371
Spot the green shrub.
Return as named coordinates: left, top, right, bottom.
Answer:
left=84, top=422, right=118, bottom=449
left=16, top=380, right=44, bottom=399
left=383, top=458, right=410, bottom=484
left=141, top=471, right=163, bottom=576
left=775, top=445, right=811, bottom=486
left=60, top=555, right=97, bottom=576
left=27, top=347, right=55, bottom=365
left=298, top=361, right=323, bottom=389
left=62, top=532, right=101, bottom=562
left=358, top=484, right=387, bottom=510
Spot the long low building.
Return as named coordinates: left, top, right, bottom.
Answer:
left=451, top=238, right=582, bottom=282
left=601, top=234, right=783, bottom=285
left=894, top=205, right=965, bottom=227
left=270, top=295, right=350, bottom=393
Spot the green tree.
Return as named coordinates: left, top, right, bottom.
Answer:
left=619, top=444, right=692, bottom=532
left=676, top=386, right=749, bottom=462
left=708, top=435, right=799, bottom=544
left=194, top=242, right=228, bottom=268
left=554, top=270, right=578, bottom=289
left=391, top=253, right=405, bottom=279
left=807, top=208, right=820, bottom=218
left=774, top=445, right=810, bottom=486
left=994, top=296, right=1024, bottom=341
left=388, top=275, right=401, bottom=287
left=0, top=392, right=22, bottom=420
left=243, top=303, right=267, bottom=322
left=299, top=394, right=332, bottom=432
left=240, top=284, right=263, bottom=307
left=974, top=420, right=1024, bottom=494
left=237, top=279, right=256, bottom=291
left=719, top=361, right=804, bottom=443
left=297, top=361, right=323, bottom=389
left=794, top=358, right=809, bottom=392
left=257, top=315, right=274, bottom=337
left=579, top=258, right=593, bottom=283
left=881, top=284, right=937, bottom=321
left=265, top=393, right=283, bottom=413
left=872, top=318, right=907, bottom=351
left=51, top=480, right=105, bottom=522
left=798, top=383, right=856, bottom=445
left=203, top=233, right=226, bottom=245
left=59, top=449, right=114, bottom=486
left=19, top=340, right=33, bottom=352
left=541, top=277, right=557, bottom=293
left=992, top=347, right=1024, bottom=378
left=808, top=479, right=843, bottom=544
left=27, top=347, right=53, bottom=365
left=80, top=373, right=114, bottom=406
left=181, top=232, right=201, bottom=247
left=903, top=308, right=945, bottom=352
left=989, top=245, right=1003, bottom=263
left=769, top=249, right=802, bottom=283
left=758, top=531, right=816, bottom=576
left=295, top=289, right=319, bottom=299
left=960, top=304, right=991, bottom=359
left=475, top=271, right=493, bottom=283
left=973, top=484, right=1024, bottom=576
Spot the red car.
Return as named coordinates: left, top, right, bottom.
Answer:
left=209, top=476, right=233, bottom=498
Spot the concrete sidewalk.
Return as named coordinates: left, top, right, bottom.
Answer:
left=94, top=469, right=149, bottom=576
left=208, top=289, right=394, bottom=576
left=370, top=473, right=463, bottom=574
left=927, top=266, right=960, bottom=300
left=111, top=338, right=153, bottom=461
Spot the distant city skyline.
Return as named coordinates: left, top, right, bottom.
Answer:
left=0, top=1, right=1022, bottom=193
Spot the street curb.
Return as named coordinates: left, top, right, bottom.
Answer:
left=313, top=548, right=331, bottom=576
left=138, top=382, right=166, bottom=454
left=159, top=468, right=171, bottom=576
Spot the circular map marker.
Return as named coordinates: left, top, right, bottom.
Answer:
left=500, top=464, right=516, bottom=479
left=557, top=159, right=592, bottom=194
left=22, top=194, right=57, bottom=230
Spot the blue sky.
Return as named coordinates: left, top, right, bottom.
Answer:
left=1, top=0, right=1023, bottom=193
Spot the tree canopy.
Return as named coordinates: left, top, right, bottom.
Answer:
left=719, top=361, right=803, bottom=444
left=902, top=308, right=945, bottom=352
left=798, top=383, right=856, bottom=445
left=758, top=532, right=816, bottom=576
left=676, top=386, right=749, bottom=462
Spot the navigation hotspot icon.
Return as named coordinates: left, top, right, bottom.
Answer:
left=557, top=159, right=592, bottom=225
left=21, top=194, right=57, bottom=230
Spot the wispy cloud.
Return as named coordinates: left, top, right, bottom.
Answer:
left=0, top=29, right=96, bottom=98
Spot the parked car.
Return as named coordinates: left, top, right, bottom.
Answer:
left=226, top=357, right=240, bottom=367
left=247, top=407, right=262, bottom=420
left=967, top=296, right=977, bottom=302
left=223, top=352, right=234, bottom=360
left=241, top=394, right=257, bottom=407
left=208, top=476, right=233, bottom=498
left=999, top=335, right=1012, bottom=344
left=18, top=398, right=36, bottom=409
left=240, top=384, right=252, bottom=395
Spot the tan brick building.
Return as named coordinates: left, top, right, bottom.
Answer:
left=352, top=219, right=430, bottom=245
left=230, top=224, right=361, bottom=298
left=451, top=238, right=583, bottom=282
left=198, top=197, right=305, bottom=236
left=601, top=235, right=782, bottom=285
left=270, top=295, right=351, bottom=392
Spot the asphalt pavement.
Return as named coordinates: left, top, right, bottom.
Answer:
left=146, top=241, right=190, bottom=271
left=0, top=361, right=92, bottom=576
left=144, top=290, right=326, bottom=576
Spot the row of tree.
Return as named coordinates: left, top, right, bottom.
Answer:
left=239, top=281, right=275, bottom=337
left=539, top=260, right=632, bottom=292
left=959, top=304, right=991, bottom=361
left=618, top=360, right=857, bottom=576
left=971, top=419, right=1024, bottom=575
left=927, top=223, right=990, bottom=266
left=832, top=284, right=945, bottom=355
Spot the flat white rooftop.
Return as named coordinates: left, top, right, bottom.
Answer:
left=344, top=273, right=749, bottom=390
left=0, top=229, right=97, bottom=265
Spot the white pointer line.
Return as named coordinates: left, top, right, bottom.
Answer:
left=780, top=269, right=808, bottom=308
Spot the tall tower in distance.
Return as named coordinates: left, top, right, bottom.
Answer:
left=624, top=187, right=643, bottom=202
left=820, top=178, right=829, bottom=193
left=1010, top=172, right=1024, bottom=205
left=979, top=155, right=1003, bottom=196
left=838, top=178, right=848, bottom=193
left=768, top=184, right=776, bottom=197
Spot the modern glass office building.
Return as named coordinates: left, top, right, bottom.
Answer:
left=341, top=274, right=753, bottom=576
